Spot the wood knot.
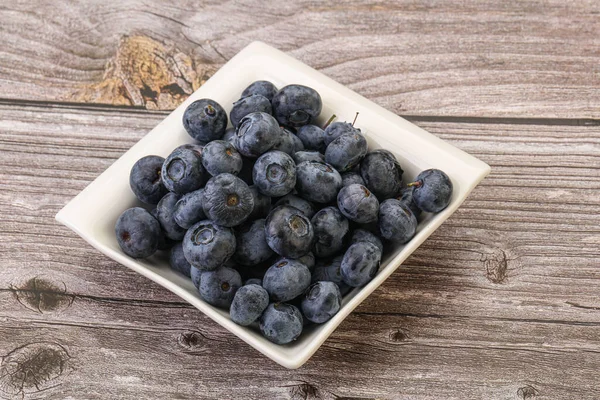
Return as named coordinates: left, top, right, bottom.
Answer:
left=482, top=248, right=509, bottom=284
left=177, top=331, right=207, bottom=353
left=0, top=342, right=71, bottom=398
left=10, top=276, right=73, bottom=314
left=517, top=385, right=539, bottom=399
left=68, top=35, right=218, bottom=110
left=287, top=381, right=320, bottom=400
left=388, top=328, right=409, bottom=343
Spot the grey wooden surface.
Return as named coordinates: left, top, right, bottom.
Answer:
left=1, top=1, right=599, bottom=399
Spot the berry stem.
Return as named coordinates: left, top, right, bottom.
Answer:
left=407, top=180, right=423, bottom=188
left=323, top=114, right=336, bottom=129
left=352, top=112, right=359, bottom=126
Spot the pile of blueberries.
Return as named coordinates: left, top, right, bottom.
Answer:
left=115, top=80, right=453, bottom=345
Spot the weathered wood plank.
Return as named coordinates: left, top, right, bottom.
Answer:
left=1, top=102, right=600, bottom=398
left=0, top=1, right=599, bottom=117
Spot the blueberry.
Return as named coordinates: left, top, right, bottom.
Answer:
left=409, top=169, right=453, bottom=213
left=129, top=155, right=168, bottom=204
left=230, top=94, right=272, bottom=128
left=312, top=255, right=352, bottom=295
left=311, top=206, right=349, bottom=258
left=271, top=127, right=297, bottom=155
left=198, top=266, right=242, bottom=308
left=183, top=220, right=236, bottom=271
left=161, top=147, right=208, bottom=194
left=337, top=184, right=379, bottom=224
left=292, top=151, right=325, bottom=164
left=325, top=132, right=368, bottom=172
left=150, top=207, right=175, bottom=250
left=244, top=278, right=262, bottom=286
left=360, top=150, right=403, bottom=200
left=252, top=150, right=296, bottom=197
left=191, top=266, right=202, bottom=289
left=301, top=281, right=342, bottom=324
left=233, top=219, right=274, bottom=266
left=156, top=192, right=187, bottom=240
left=296, top=124, right=327, bottom=152
left=276, top=251, right=316, bottom=274
left=202, top=173, right=254, bottom=227
left=223, top=127, right=236, bottom=144
left=398, top=186, right=421, bottom=217
left=378, top=199, right=417, bottom=243
left=115, top=207, right=160, bottom=258
left=263, top=258, right=311, bottom=302
left=274, top=194, right=316, bottom=219
left=340, top=242, right=382, bottom=287
left=202, top=140, right=243, bottom=176
left=350, top=229, right=384, bottom=253
left=235, top=112, right=281, bottom=158
left=248, top=185, right=271, bottom=220
left=230, top=284, right=269, bottom=326
left=169, top=242, right=192, bottom=277
left=324, top=121, right=361, bottom=147
left=241, top=80, right=278, bottom=101
left=272, top=84, right=322, bottom=127
left=173, top=188, right=205, bottom=229
left=295, top=161, right=342, bottom=203
left=260, top=303, right=303, bottom=344
left=183, top=99, right=227, bottom=142
left=265, top=206, right=315, bottom=258
left=341, top=171, right=365, bottom=187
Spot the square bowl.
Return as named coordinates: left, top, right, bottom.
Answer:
left=56, top=41, right=490, bottom=369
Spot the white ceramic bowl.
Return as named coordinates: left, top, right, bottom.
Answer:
left=56, top=41, right=490, bottom=369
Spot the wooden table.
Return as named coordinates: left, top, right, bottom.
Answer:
left=1, top=1, right=599, bottom=399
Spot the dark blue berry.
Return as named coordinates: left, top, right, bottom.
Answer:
left=271, top=127, right=297, bottom=155
left=230, top=284, right=269, bottom=326
left=274, top=194, right=316, bottom=219
left=325, top=132, right=368, bottom=172
left=295, top=161, right=342, bottom=204
left=156, top=192, right=187, bottom=240
left=324, top=121, right=360, bottom=146
left=378, top=199, right=417, bottom=243
left=296, top=124, right=327, bottom=152
left=198, top=266, right=242, bottom=308
left=252, top=150, right=296, bottom=197
left=241, top=80, right=278, bottom=101
left=183, top=220, right=236, bottom=271
left=337, top=184, right=379, bottom=224
left=341, top=171, right=365, bottom=187
left=161, top=147, right=208, bottom=194
left=272, top=85, right=322, bottom=127
left=263, top=258, right=311, bottom=302
left=409, top=169, right=453, bottom=213
left=398, top=186, right=421, bottom=217
left=129, top=155, right=167, bottom=204
left=340, top=241, right=382, bottom=287
left=183, top=99, right=227, bottom=142
left=202, top=140, right=243, bottom=176
left=169, top=242, right=191, bottom=277
left=233, top=219, right=274, bottom=266
left=312, top=256, right=351, bottom=296
left=311, top=206, right=349, bottom=258
left=292, top=151, right=325, bottom=164
left=202, top=173, right=254, bottom=227
left=173, top=188, right=205, bottom=229
left=115, top=207, right=160, bottom=258
left=360, top=150, right=403, bottom=200
left=248, top=185, right=271, bottom=220
left=301, top=281, right=342, bottom=323
left=234, top=112, right=281, bottom=158
left=265, top=206, right=314, bottom=258
left=350, top=229, right=383, bottom=253
left=259, top=303, right=303, bottom=344
left=230, top=94, right=272, bottom=128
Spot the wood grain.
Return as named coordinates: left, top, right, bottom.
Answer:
left=0, top=1, right=599, bottom=117
left=1, top=102, right=599, bottom=399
